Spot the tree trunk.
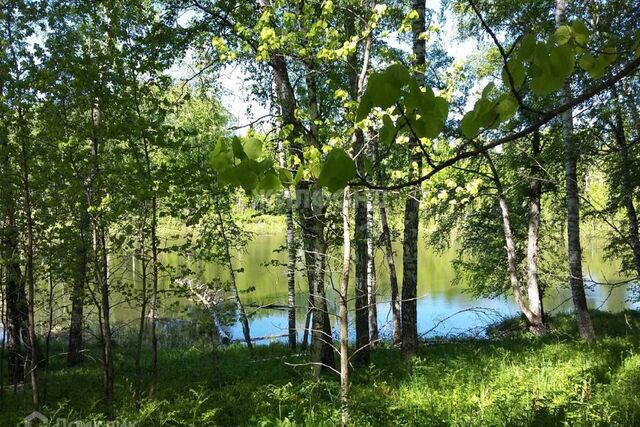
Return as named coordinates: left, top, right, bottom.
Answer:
left=135, top=215, right=148, bottom=401
left=149, top=193, right=159, bottom=398
left=526, top=130, right=546, bottom=333
left=216, top=196, right=252, bottom=350
left=484, top=153, right=539, bottom=327
left=43, top=248, right=56, bottom=402
left=555, top=0, right=595, bottom=340
left=354, top=172, right=370, bottom=363
left=90, top=97, right=115, bottom=417
left=19, top=122, right=40, bottom=410
left=278, top=139, right=297, bottom=350
left=346, top=8, right=373, bottom=363
left=367, top=195, right=378, bottom=346
left=0, top=44, right=26, bottom=391
left=258, top=0, right=334, bottom=371
left=612, top=86, right=640, bottom=278
left=0, top=264, right=5, bottom=396
left=1, top=170, right=25, bottom=387
left=298, top=187, right=318, bottom=353
left=68, top=198, right=89, bottom=367
left=309, top=205, right=335, bottom=374
left=339, top=187, right=351, bottom=426
left=285, top=188, right=297, bottom=350
left=401, top=0, right=426, bottom=357
left=296, top=186, right=334, bottom=372
left=374, top=143, right=401, bottom=345
left=94, top=221, right=114, bottom=417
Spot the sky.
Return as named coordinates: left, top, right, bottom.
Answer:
left=175, top=1, right=477, bottom=134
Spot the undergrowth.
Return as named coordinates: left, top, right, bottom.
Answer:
left=1, top=310, right=640, bottom=426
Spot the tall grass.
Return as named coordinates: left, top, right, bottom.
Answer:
left=2, top=310, right=639, bottom=426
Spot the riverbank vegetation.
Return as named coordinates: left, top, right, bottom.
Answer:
left=1, top=0, right=639, bottom=425
left=1, top=311, right=639, bottom=426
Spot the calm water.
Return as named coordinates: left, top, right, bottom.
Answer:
left=107, top=228, right=638, bottom=344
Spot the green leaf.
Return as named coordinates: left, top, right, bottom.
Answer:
left=256, top=158, right=274, bottom=174
left=418, top=86, right=436, bottom=109
left=243, top=137, right=262, bottom=160
left=571, top=20, right=590, bottom=46
left=601, top=46, right=618, bottom=66
left=278, top=167, right=293, bottom=185
left=578, top=52, right=605, bottom=78
left=433, top=97, right=449, bottom=121
left=482, top=82, right=495, bottom=99
left=211, top=140, right=233, bottom=171
left=554, top=25, right=572, bottom=45
left=293, top=166, right=304, bottom=185
left=414, top=114, right=444, bottom=139
left=502, top=59, right=526, bottom=90
left=380, top=114, right=395, bottom=145
left=461, top=112, right=480, bottom=139
left=532, top=42, right=550, bottom=75
left=317, top=148, right=357, bottom=192
left=478, top=106, right=500, bottom=129
left=530, top=72, right=563, bottom=96
left=367, top=72, right=401, bottom=109
left=587, top=60, right=606, bottom=79
left=356, top=93, right=373, bottom=122
left=232, top=136, right=247, bottom=160
left=578, top=52, right=596, bottom=71
left=384, top=64, right=410, bottom=87
left=257, top=172, right=282, bottom=193
left=549, top=44, right=575, bottom=79
left=496, top=96, right=518, bottom=121
left=235, top=161, right=260, bottom=192
left=517, top=34, right=537, bottom=61
left=364, top=157, right=375, bottom=177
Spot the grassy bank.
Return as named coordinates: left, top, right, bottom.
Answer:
left=2, top=310, right=640, bottom=426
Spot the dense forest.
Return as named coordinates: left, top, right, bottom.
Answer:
left=1, top=0, right=640, bottom=425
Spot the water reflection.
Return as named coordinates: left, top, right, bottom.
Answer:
left=111, top=233, right=638, bottom=343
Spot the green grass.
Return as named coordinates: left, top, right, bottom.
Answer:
left=2, top=310, right=640, bottom=426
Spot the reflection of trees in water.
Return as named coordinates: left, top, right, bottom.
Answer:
left=152, top=304, right=236, bottom=348
left=103, top=234, right=636, bottom=342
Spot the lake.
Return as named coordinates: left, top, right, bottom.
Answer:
left=107, top=226, right=638, bottom=344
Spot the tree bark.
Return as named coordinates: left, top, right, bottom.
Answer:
left=257, top=0, right=334, bottom=371
left=89, top=95, right=115, bottom=417
left=612, top=86, right=640, bottom=278
left=135, top=213, right=148, bottom=401
left=345, top=5, right=374, bottom=362
left=298, top=187, right=316, bottom=352
left=354, top=164, right=370, bottom=362
left=0, top=264, right=5, bottom=396
left=216, top=196, right=252, bottom=350
left=0, top=116, right=26, bottom=386
left=484, top=152, right=542, bottom=329
left=526, top=129, right=546, bottom=333
left=68, top=197, right=89, bottom=367
left=309, top=203, right=335, bottom=373
left=401, top=0, right=426, bottom=357
left=278, top=139, right=297, bottom=350
left=367, top=195, right=378, bottom=346
left=19, top=117, right=40, bottom=410
left=556, top=0, right=596, bottom=340
left=339, top=187, right=351, bottom=426
left=148, top=180, right=159, bottom=398
left=374, top=142, right=401, bottom=345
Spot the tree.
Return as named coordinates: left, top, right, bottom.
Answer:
left=401, top=0, right=427, bottom=357
left=555, top=0, right=595, bottom=340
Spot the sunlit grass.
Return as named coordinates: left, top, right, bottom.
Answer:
left=1, top=310, right=639, bottom=426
